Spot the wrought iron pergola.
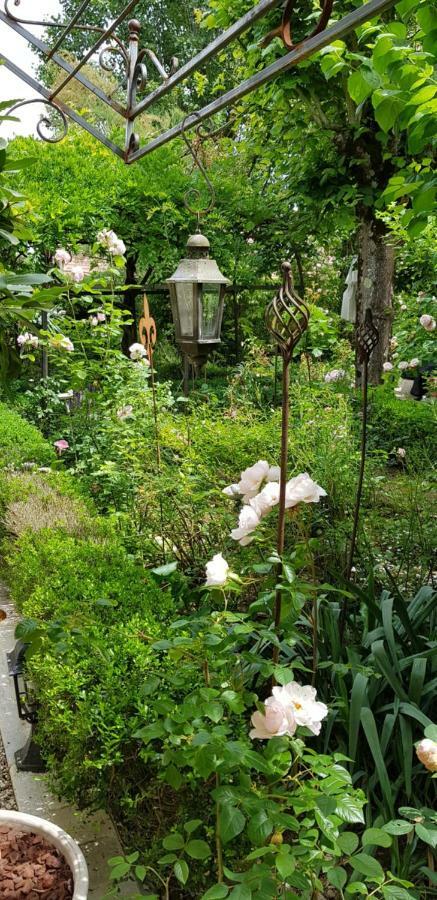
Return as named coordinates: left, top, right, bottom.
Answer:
left=1, top=0, right=397, bottom=164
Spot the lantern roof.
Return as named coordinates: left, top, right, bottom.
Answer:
left=167, top=233, right=231, bottom=286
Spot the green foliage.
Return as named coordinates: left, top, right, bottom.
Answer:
left=368, top=385, right=436, bottom=461
left=0, top=401, right=55, bottom=466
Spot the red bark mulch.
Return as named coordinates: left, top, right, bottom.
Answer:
left=0, top=826, right=73, bottom=900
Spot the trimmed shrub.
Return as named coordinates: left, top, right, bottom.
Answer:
left=0, top=402, right=55, bottom=467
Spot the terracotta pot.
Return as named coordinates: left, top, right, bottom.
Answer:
left=0, top=809, right=88, bottom=900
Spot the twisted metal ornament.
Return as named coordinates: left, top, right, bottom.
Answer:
left=265, top=261, right=310, bottom=360
left=260, top=0, right=334, bottom=50
left=138, top=293, right=157, bottom=363
left=181, top=114, right=216, bottom=225
left=7, top=98, right=68, bottom=142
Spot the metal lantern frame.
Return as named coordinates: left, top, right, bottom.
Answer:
left=167, top=232, right=230, bottom=382
left=0, top=0, right=398, bottom=164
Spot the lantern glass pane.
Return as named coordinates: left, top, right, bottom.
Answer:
left=199, top=283, right=221, bottom=339
left=175, top=283, right=195, bottom=337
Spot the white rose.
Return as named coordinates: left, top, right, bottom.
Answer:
left=285, top=472, right=327, bottom=509
left=267, top=465, right=281, bottom=482
left=272, top=682, right=328, bottom=736
left=222, top=483, right=240, bottom=498
left=398, top=361, right=409, bottom=371
left=238, top=460, right=270, bottom=500
left=420, top=314, right=436, bottom=332
left=205, top=553, right=229, bottom=587
left=250, top=697, right=296, bottom=740
left=129, top=342, right=148, bottom=361
left=416, top=739, right=437, bottom=773
left=409, top=358, right=420, bottom=368
left=249, top=481, right=280, bottom=519
left=383, top=361, right=393, bottom=372
left=230, top=505, right=260, bottom=546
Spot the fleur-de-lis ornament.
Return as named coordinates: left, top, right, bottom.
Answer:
left=266, top=261, right=310, bottom=360
left=138, top=293, right=157, bottom=362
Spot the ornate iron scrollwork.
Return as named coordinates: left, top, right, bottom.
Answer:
left=7, top=98, right=68, bottom=143
left=261, top=0, right=334, bottom=50
left=138, top=294, right=157, bottom=362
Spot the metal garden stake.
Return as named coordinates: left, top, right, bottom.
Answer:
left=265, top=262, right=309, bottom=665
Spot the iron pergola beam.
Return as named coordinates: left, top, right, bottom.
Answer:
left=128, top=0, right=398, bottom=164
left=1, top=0, right=398, bottom=164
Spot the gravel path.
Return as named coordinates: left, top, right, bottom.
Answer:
left=0, top=580, right=17, bottom=811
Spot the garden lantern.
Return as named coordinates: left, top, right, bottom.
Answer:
left=167, top=232, right=230, bottom=391
left=7, top=640, right=44, bottom=772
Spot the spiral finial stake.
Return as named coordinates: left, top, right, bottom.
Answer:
left=265, top=261, right=310, bottom=675
left=266, top=260, right=310, bottom=360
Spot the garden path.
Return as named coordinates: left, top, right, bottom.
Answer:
left=0, top=580, right=136, bottom=898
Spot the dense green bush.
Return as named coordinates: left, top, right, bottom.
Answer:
left=368, top=387, right=436, bottom=462
left=0, top=402, right=55, bottom=467
left=2, top=525, right=174, bottom=807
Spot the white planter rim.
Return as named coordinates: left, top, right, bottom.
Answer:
left=0, top=809, right=88, bottom=900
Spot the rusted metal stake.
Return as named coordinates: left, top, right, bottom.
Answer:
left=273, top=351, right=290, bottom=666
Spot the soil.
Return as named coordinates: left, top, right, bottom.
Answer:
left=0, top=827, right=73, bottom=900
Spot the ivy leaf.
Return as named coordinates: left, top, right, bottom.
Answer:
left=220, top=805, right=246, bottom=844
left=174, top=860, right=189, bottom=885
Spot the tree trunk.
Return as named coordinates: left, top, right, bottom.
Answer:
left=356, top=210, right=395, bottom=385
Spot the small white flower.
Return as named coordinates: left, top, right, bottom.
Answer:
left=416, top=738, right=437, bottom=773
left=398, top=361, right=409, bottom=371
left=117, top=404, right=133, bottom=420
left=400, top=303, right=407, bottom=311
left=205, top=552, right=229, bottom=587
left=129, top=342, right=148, bottom=361
left=390, top=337, right=398, bottom=351
left=409, top=358, right=420, bottom=368
left=230, top=505, right=260, bottom=546
left=50, top=335, right=74, bottom=352
left=17, top=332, right=39, bottom=350
left=397, top=448, right=406, bottom=459
left=54, top=248, right=71, bottom=269
left=272, top=682, right=328, bottom=736
left=97, top=228, right=126, bottom=256
left=97, top=312, right=106, bottom=323
left=420, top=314, right=436, bottom=332
left=90, top=316, right=99, bottom=326
left=285, top=473, right=327, bottom=508
left=383, top=361, right=393, bottom=372
left=70, top=266, right=85, bottom=283
left=324, top=369, right=345, bottom=383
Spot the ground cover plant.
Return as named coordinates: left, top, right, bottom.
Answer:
left=0, top=0, right=436, bottom=894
